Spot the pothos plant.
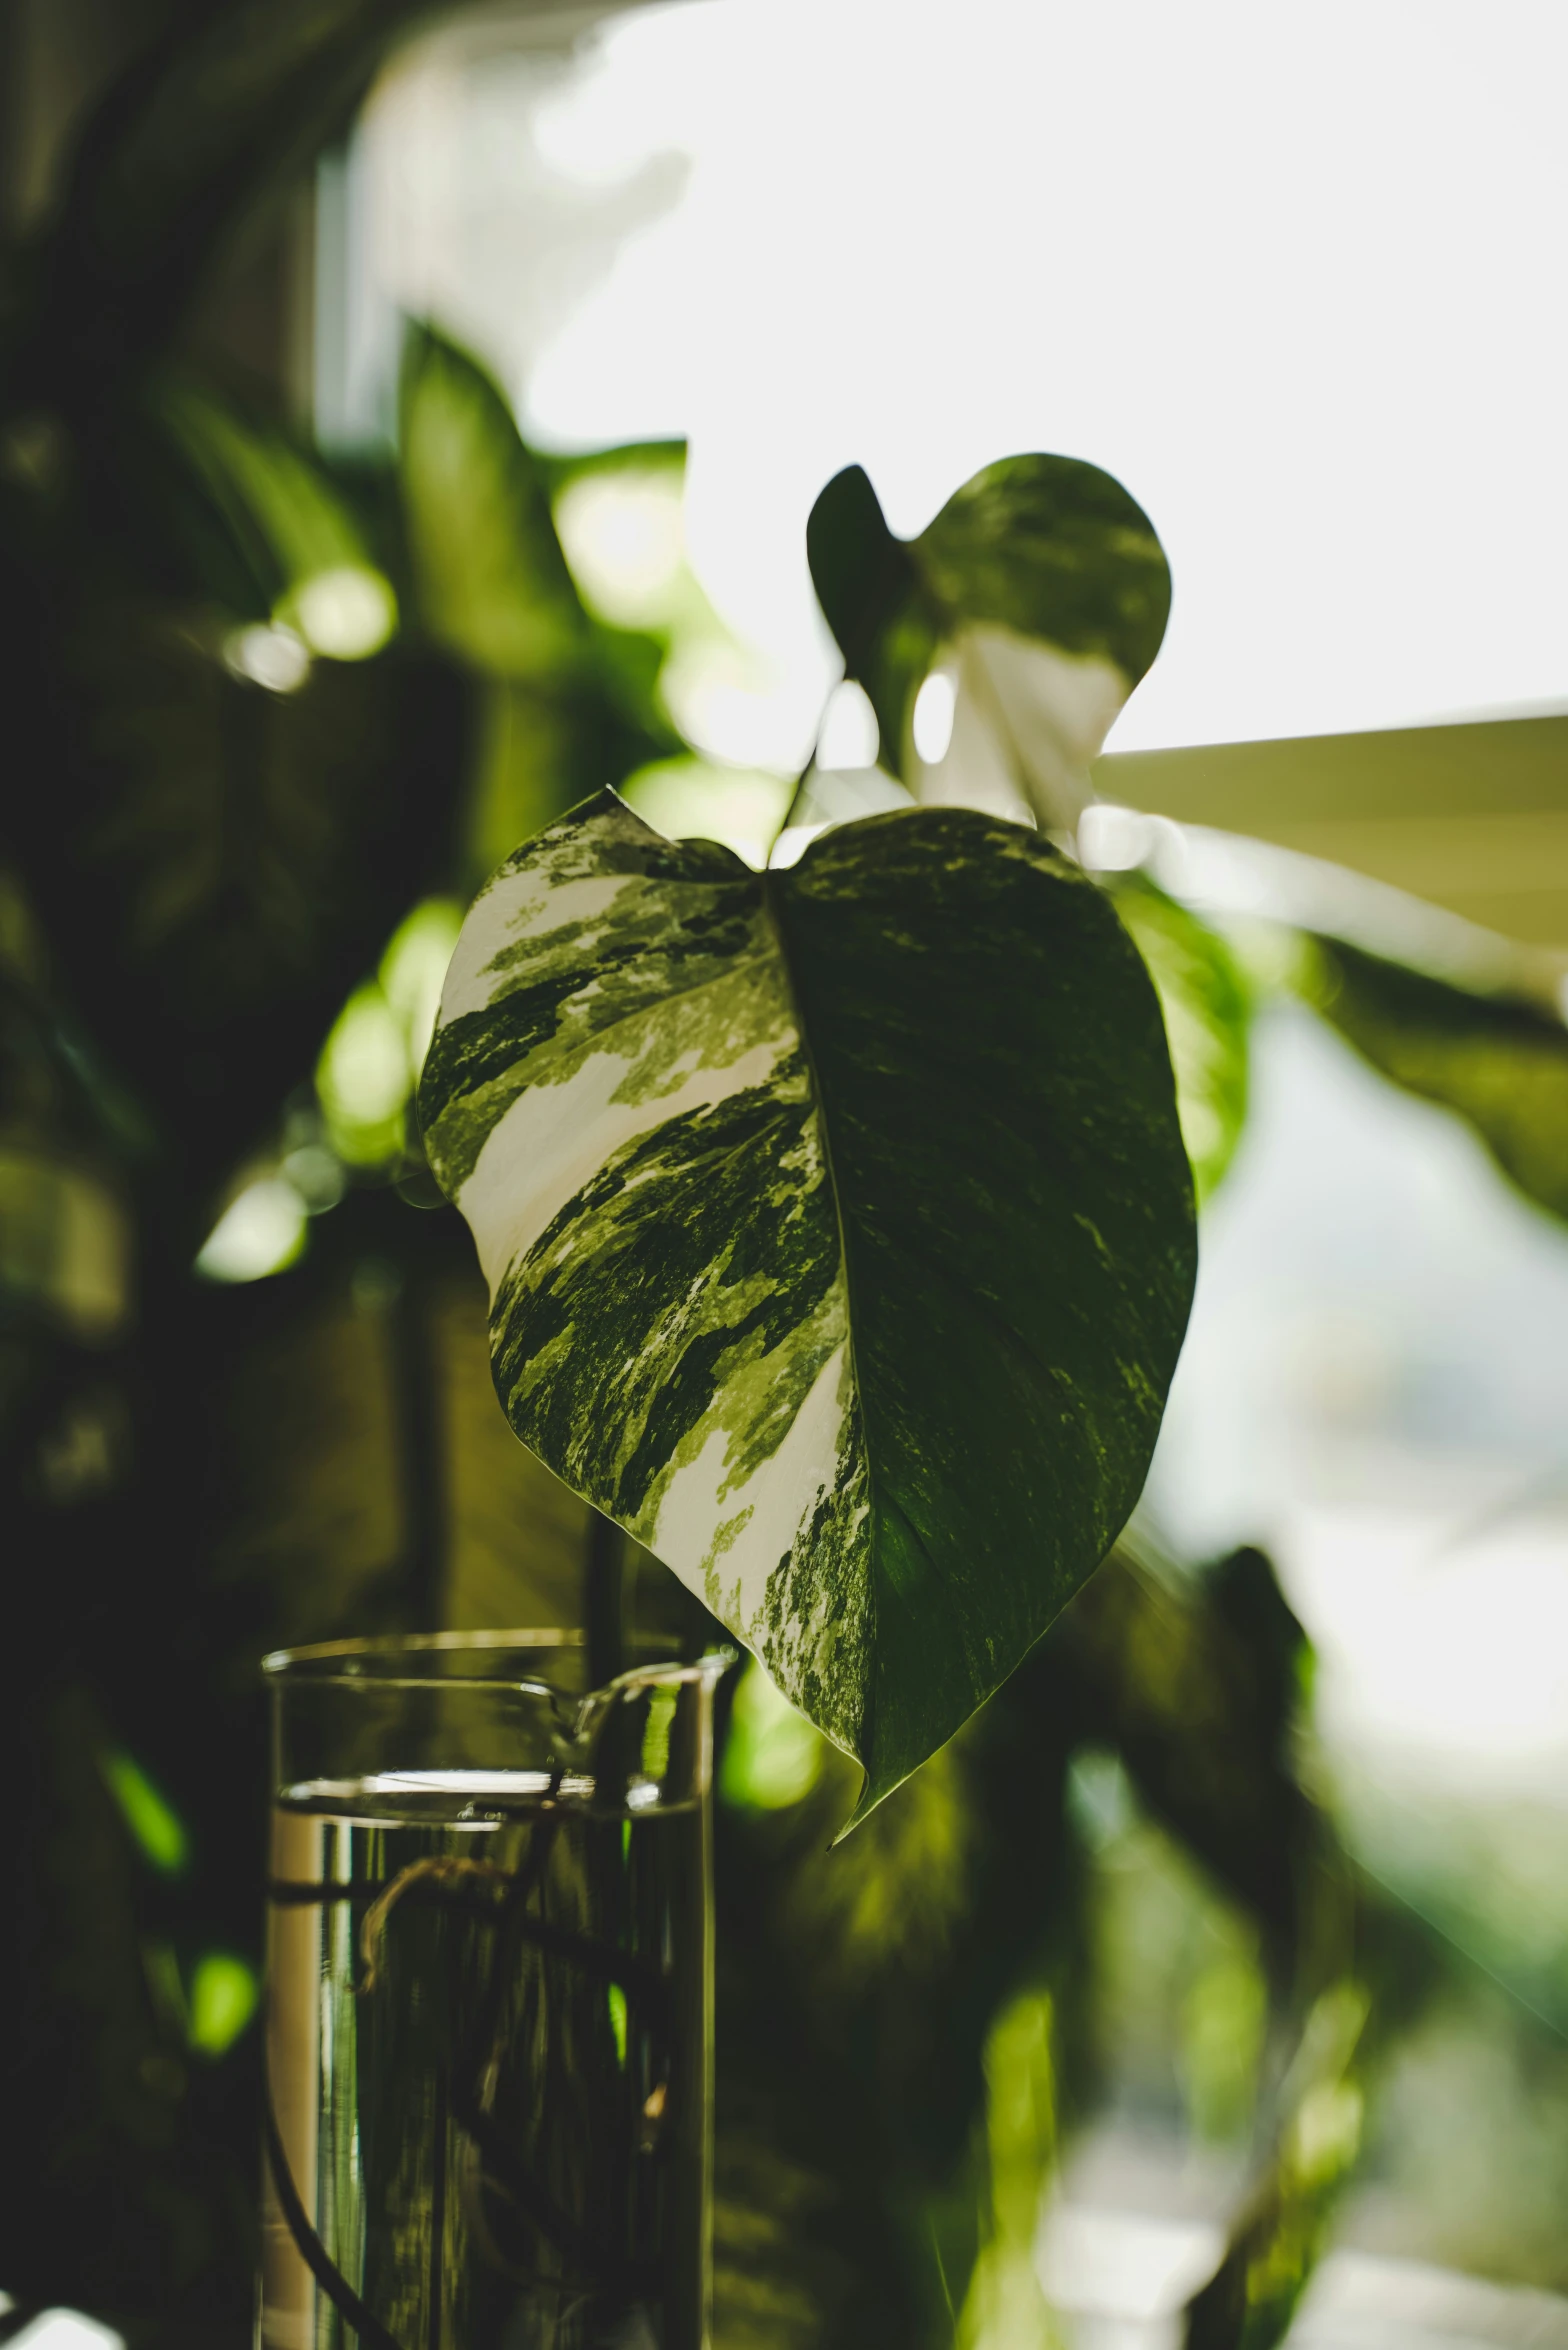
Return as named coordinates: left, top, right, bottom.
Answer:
left=418, top=452, right=1201, bottom=1816
left=9, top=2, right=1568, bottom=2339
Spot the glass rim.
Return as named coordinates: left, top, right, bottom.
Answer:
left=261, top=1627, right=734, bottom=1694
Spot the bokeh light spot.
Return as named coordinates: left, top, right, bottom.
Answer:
left=195, top=1176, right=306, bottom=1283
left=912, top=669, right=957, bottom=764
left=291, top=565, right=397, bottom=659
left=222, top=623, right=310, bottom=694
left=187, top=1953, right=259, bottom=2057
left=100, top=1750, right=190, bottom=1876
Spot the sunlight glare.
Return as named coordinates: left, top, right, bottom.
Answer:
left=911, top=670, right=956, bottom=765
left=554, top=471, right=684, bottom=626
left=511, top=0, right=1568, bottom=751
left=816, top=679, right=879, bottom=770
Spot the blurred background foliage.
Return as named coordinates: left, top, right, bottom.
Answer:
left=4, top=4, right=1568, bottom=2347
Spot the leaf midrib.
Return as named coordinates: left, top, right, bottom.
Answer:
left=762, top=865, right=883, bottom=1779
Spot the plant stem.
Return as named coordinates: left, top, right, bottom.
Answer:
left=387, top=1262, right=447, bottom=1631
left=585, top=1512, right=625, bottom=1691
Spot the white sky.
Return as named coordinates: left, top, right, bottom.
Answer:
left=506, top=0, right=1568, bottom=754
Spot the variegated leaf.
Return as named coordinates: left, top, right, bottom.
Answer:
left=420, top=789, right=1195, bottom=1812
left=806, top=456, right=1171, bottom=831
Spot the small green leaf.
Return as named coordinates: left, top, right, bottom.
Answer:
left=100, top=1749, right=189, bottom=1875
left=154, top=377, right=383, bottom=631
left=398, top=337, right=680, bottom=883
left=187, top=1952, right=260, bottom=2057
left=806, top=464, right=925, bottom=706
left=400, top=326, right=585, bottom=681
left=807, top=457, right=1170, bottom=830
left=1305, top=935, right=1568, bottom=1223
left=421, top=789, right=1195, bottom=1813
left=1112, top=876, right=1252, bottom=1205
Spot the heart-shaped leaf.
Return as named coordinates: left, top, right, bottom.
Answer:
left=420, top=790, right=1195, bottom=1812
left=807, top=458, right=1170, bottom=830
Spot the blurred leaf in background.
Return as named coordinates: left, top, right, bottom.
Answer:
left=1112, top=875, right=1253, bottom=1206
left=1305, top=933, right=1568, bottom=1224
left=400, top=324, right=683, bottom=877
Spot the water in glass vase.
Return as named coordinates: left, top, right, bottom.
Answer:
left=260, top=1769, right=708, bottom=2350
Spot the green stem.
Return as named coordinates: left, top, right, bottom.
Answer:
left=585, top=1511, right=625, bottom=1691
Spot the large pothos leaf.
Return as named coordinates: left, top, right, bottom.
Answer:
left=420, top=790, right=1195, bottom=1812
left=806, top=457, right=1170, bottom=831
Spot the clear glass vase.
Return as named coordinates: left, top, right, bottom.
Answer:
left=257, top=1631, right=725, bottom=2350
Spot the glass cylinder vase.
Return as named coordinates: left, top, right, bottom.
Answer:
left=257, top=1631, right=724, bottom=2350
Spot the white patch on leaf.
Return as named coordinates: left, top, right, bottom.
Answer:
left=459, top=1025, right=795, bottom=1297
left=650, top=1337, right=855, bottom=1643
left=911, top=626, right=1130, bottom=834
left=440, top=869, right=633, bottom=1020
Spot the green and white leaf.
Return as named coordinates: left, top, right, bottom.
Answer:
left=420, top=789, right=1195, bottom=1813
left=806, top=456, right=1171, bottom=832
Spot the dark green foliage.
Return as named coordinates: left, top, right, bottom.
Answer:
left=778, top=811, right=1196, bottom=1801
left=0, top=9, right=684, bottom=2336
left=1053, top=1545, right=1329, bottom=1985
left=4, top=0, right=437, bottom=417
left=13, top=607, right=471, bottom=1213
left=708, top=1543, right=1360, bottom=2349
